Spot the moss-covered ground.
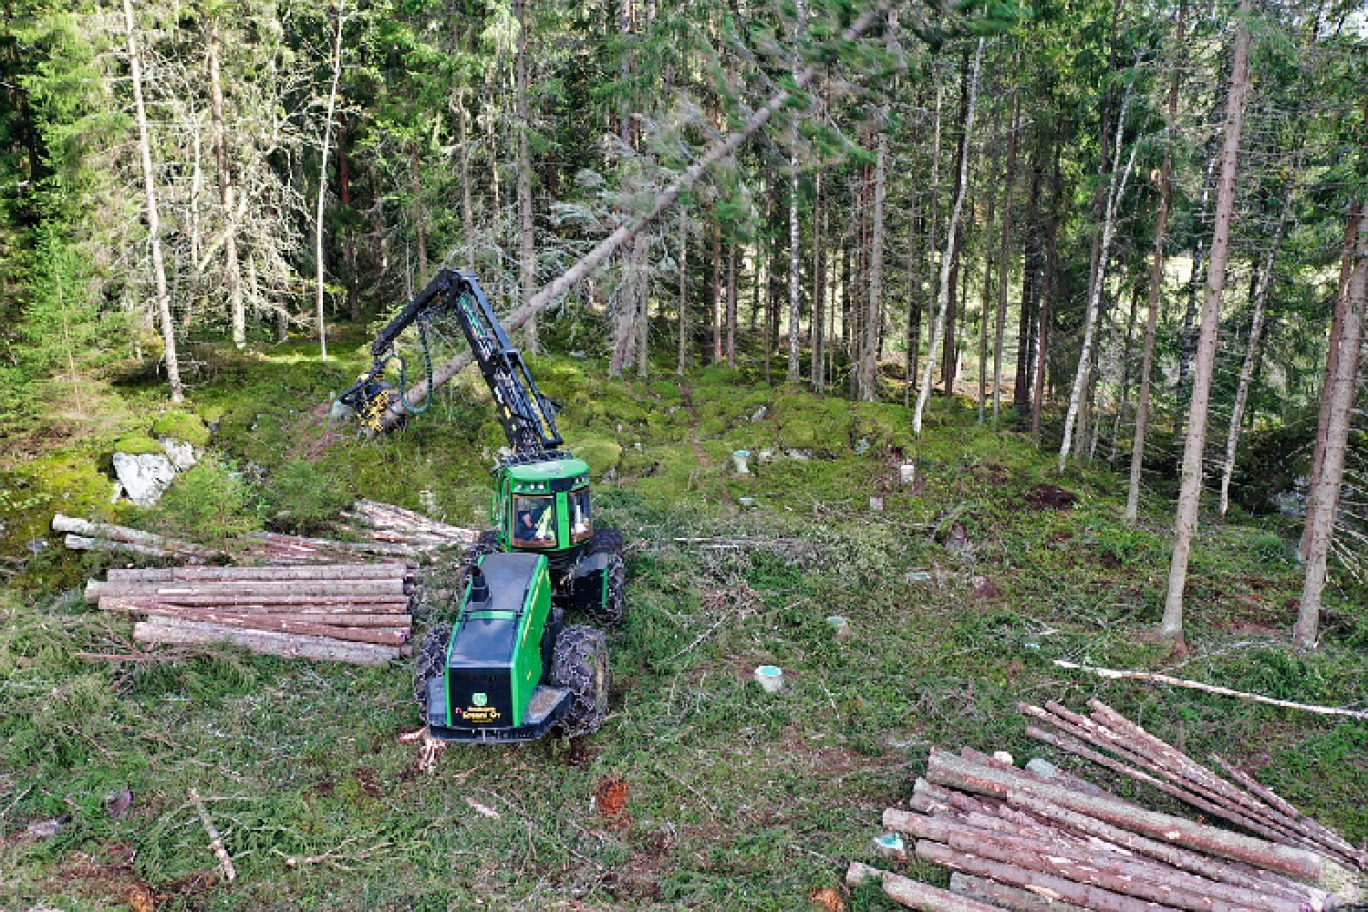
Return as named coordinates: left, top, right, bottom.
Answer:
left=1, top=333, right=1365, bottom=911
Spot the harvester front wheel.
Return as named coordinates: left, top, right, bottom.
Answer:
left=414, top=624, right=452, bottom=717
left=580, top=552, right=626, bottom=627
left=549, top=625, right=609, bottom=738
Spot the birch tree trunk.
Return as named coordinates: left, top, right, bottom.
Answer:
left=1218, top=160, right=1298, bottom=517
left=1161, top=1, right=1252, bottom=641
left=1295, top=192, right=1367, bottom=649
left=123, top=0, right=183, bottom=403
left=1127, top=8, right=1182, bottom=521
left=1059, top=102, right=1137, bottom=472
left=314, top=3, right=346, bottom=361
left=914, top=38, right=983, bottom=436
left=206, top=15, right=243, bottom=349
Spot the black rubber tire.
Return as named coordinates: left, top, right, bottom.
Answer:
left=579, top=552, right=626, bottom=627
left=413, top=624, right=452, bottom=717
left=585, top=527, right=624, bottom=557
left=548, top=625, right=609, bottom=738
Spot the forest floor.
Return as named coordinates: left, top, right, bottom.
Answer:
left=1, top=337, right=1366, bottom=911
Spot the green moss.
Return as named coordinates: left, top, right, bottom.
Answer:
left=564, top=434, right=623, bottom=478
left=151, top=409, right=211, bottom=447
left=111, top=433, right=162, bottom=455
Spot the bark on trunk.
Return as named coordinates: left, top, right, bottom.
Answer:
left=992, top=93, right=1020, bottom=427
left=206, top=15, right=244, bottom=348
left=1294, top=191, right=1366, bottom=649
left=314, top=3, right=346, bottom=361
left=123, top=0, right=183, bottom=402
left=914, top=39, right=982, bottom=435
left=862, top=130, right=887, bottom=401
left=1161, top=1, right=1251, bottom=641
left=1219, top=159, right=1298, bottom=517
left=1127, top=13, right=1180, bottom=521
left=516, top=0, right=537, bottom=352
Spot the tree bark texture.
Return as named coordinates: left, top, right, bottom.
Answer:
left=123, top=0, right=183, bottom=402
left=314, top=2, right=346, bottom=361
left=1161, top=3, right=1251, bottom=641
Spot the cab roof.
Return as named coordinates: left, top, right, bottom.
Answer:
left=504, top=456, right=590, bottom=483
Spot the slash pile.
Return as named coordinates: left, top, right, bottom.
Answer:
left=848, top=701, right=1366, bottom=911
left=88, top=563, right=417, bottom=666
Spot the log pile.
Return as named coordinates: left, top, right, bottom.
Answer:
left=848, top=701, right=1366, bottom=912
left=88, top=563, right=417, bottom=666
left=53, top=502, right=477, bottom=564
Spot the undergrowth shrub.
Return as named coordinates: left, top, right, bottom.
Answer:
left=263, top=460, right=353, bottom=534
left=150, top=454, right=261, bottom=544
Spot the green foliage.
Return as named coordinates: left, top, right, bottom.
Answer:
left=110, top=432, right=162, bottom=455
left=148, top=454, right=261, bottom=544
left=262, top=460, right=353, bottom=534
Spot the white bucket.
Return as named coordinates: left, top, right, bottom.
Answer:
left=753, top=665, right=784, bottom=692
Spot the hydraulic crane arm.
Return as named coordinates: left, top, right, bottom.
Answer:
left=342, top=269, right=564, bottom=455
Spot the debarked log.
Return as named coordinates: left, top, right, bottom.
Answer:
left=133, top=617, right=401, bottom=666
left=916, top=840, right=1185, bottom=912
left=845, top=862, right=1007, bottom=911
left=949, top=873, right=1089, bottom=912
left=106, top=562, right=415, bottom=582
left=885, top=808, right=1309, bottom=912
left=924, top=749, right=1331, bottom=884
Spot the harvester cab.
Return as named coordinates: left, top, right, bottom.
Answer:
left=340, top=268, right=625, bottom=743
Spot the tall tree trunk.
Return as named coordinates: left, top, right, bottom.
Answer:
left=914, top=38, right=982, bottom=436
left=676, top=208, right=689, bottom=374
left=712, top=210, right=723, bottom=362
left=1019, top=137, right=1044, bottom=424
left=813, top=170, right=827, bottom=394
left=1031, top=144, right=1063, bottom=440
left=786, top=0, right=806, bottom=383
left=1174, top=144, right=1220, bottom=444
left=1109, top=283, right=1141, bottom=463
left=1300, top=202, right=1362, bottom=558
left=862, top=131, right=887, bottom=401
left=411, top=145, right=429, bottom=281
left=977, top=115, right=999, bottom=424
left=206, top=15, right=244, bottom=348
left=1127, top=8, right=1183, bottom=521
left=315, top=2, right=346, bottom=361
left=516, top=0, right=537, bottom=352
left=992, top=92, right=1020, bottom=428
left=941, top=50, right=971, bottom=396
left=339, top=121, right=360, bottom=322
left=123, top=0, right=182, bottom=402
left=375, top=6, right=889, bottom=426
left=1219, top=158, right=1299, bottom=516
left=1059, top=107, right=1137, bottom=471
left=1295, top=192, right=1367, bottom=649
left=904, top=190, right=923, bottom=407
left=457, top=88, right=475, bottom=255
left=916, top=82, right=945, bottom=404
left=1161, top=1, right=1252, bottom=642
left=726, top=235, right=738, bottom=368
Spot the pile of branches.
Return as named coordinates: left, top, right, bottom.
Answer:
left=88, top=563, right=417, bottom=666
left=848, top=701, right=1365, bottom=912
left=53, top=501, right=476, bottom=563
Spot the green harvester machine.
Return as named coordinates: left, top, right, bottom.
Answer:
left=341, top=269, right=625, bottom=741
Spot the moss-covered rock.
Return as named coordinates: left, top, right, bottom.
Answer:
left=151, top=410, right=211, bottom=447
left=111, top=433, right=162, bottom=455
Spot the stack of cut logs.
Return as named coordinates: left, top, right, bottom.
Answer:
left=88, top=563, right=416, bottom=666
left=54, top=500, right=476, bottom=563
left=848, top=701, right=1366, bottom=912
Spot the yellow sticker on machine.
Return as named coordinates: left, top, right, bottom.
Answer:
left=463, top=706, right=502, bottom=724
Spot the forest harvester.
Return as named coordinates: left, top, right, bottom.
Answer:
left=339, top=269, right=626, bottom=742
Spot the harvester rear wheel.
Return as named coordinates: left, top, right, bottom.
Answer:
left=414, top=624, right=452, bottom=717
left=549, top=625, right=609, bottom=738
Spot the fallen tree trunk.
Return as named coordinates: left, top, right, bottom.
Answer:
left=87, top=579, right=411, bottom=603
left=99, top=594, right=411, bottom=610
left=885, top=808, right=1307, bottom=912
left=949, top=873, right=1089, bottom=912
left=111, top=605, right=407, bottom=644
left=100, top=602, right=410, bottom=627
left=371, top=3, right=892, bottom=431
left=53, top=514, right=221, bottom=557
left=845, top=862, right=1005, bottom=912
left=133, top=617, right=401, bottom=666
left=107, top=563, right=415, bottom=582
left=916, top=840, right=1184, bottom=912
left=63, top=534, right=204, bottom=561
left=925, top=749, right=1333, bottom=884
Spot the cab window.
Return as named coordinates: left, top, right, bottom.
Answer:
left=512, top=495, right=556, bottom=548
left=570, top=490, right=593, bottom=544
